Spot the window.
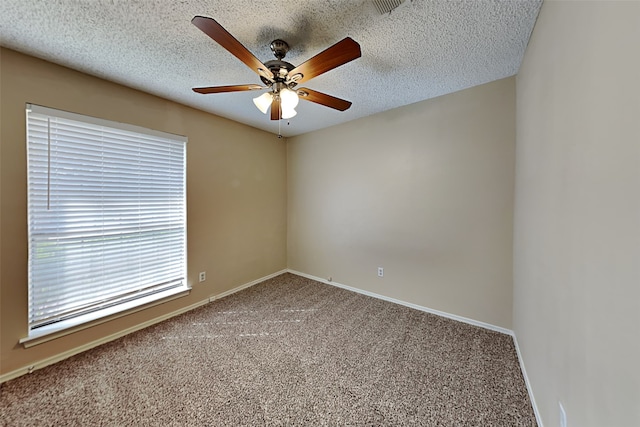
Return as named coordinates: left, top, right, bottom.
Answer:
left=25, top=104, right=187, bottom=341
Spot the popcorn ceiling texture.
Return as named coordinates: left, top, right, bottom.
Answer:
left=0, top=273, right=537, bottom=426
left=0, top=0, right=541, bottom=137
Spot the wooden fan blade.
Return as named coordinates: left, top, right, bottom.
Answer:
left=192, top=16, right=274, bottom=81
left=288, top=38, right=361, bottom=84
left=270, top=96, right=281, bottom=121
left=192, top=84, right=264, bottom=94
left=297, top=88, right=352, bottom=111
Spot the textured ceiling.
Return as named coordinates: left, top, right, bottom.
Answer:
left=0, top=0, right=541, bottom=137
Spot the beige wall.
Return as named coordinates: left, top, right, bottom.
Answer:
left=0, top=48, right=287, bottom=376
left=514, top=1, right=640, bottom=426
left=287, top=78, right=516, bottom=329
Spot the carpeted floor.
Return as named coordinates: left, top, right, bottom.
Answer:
left=0, top=273, right=537, bottom=426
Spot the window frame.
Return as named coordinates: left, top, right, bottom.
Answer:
left=22, top=104, right=189, bottom=346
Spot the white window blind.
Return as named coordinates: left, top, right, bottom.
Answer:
left=26, top=104, right=187, bottom=333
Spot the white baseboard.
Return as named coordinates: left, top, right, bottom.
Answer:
left=1, top=269, right=288, bottom=384
left=209, top=269, right=288, bottom=303
left=513, top=334, right=544, bottom=426
left=287, top=269, right=513, bottom=335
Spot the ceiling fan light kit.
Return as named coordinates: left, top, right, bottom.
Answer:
left=252, top=86, right=299, bottom=119
left=190, top=16, right=361, bottom=124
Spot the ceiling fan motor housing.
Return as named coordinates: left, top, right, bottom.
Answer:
left=261, top=59, right=296, bottom=87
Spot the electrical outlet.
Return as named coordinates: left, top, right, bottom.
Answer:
left=377, top=267, right=384, bottom=277
left=198, top=271, right=206, bottom=282
left=559, top=402, right=567, bottom=427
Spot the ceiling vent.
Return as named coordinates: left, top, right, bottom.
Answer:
left=372, top=0, right=406, bottom=15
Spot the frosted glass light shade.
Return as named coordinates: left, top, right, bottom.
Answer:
left=280, top=88, right=299, bottom=119
left=280, top=88, right=299, bottom=110
left=253, top=92, right=273, bottom=114
left=282, top=108, right=297, bottom=119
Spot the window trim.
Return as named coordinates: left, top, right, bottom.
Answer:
left=27, top=104, right=189, bottom=143
left=20, top=287, right=190, bottom=348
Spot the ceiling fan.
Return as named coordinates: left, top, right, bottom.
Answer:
left=191, top=16, right=362, bottom=121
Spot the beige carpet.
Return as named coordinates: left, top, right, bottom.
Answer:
left=0, top=273, right=536, bottom=426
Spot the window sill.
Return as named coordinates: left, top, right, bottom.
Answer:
left=20, top=285, right=191, bottom=348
